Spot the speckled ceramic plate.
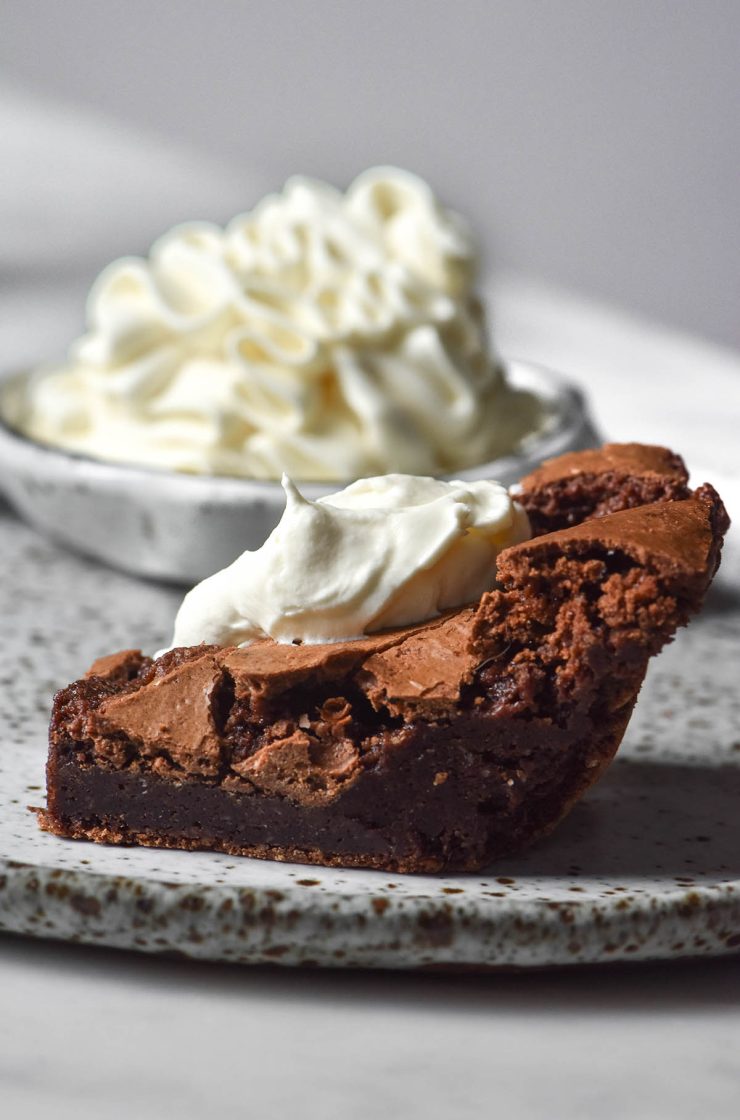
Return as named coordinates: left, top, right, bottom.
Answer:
left=1, top=507, right=739, bottom=970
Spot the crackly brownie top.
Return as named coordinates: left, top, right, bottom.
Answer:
left=520, top=442, right=689, bottom=489
left=516, top=442, right=693, bottom=536
left=508, top=484, right=725, bottom=586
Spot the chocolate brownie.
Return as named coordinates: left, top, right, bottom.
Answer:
left=39, top=446, right=729, bottom=872
left=517, top=441, right=691, bottom=535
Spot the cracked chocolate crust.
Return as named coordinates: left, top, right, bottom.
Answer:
left=40, top=445, right=729, bottom=872
left=516, top=441, right=691, bottom=536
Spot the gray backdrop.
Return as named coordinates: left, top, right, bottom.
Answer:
left=3, top=0, right=739, bottom=348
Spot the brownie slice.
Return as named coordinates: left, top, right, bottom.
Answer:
left=516, top=442, right=690, bottom=536
left=39, top=447, right=729, bottom=872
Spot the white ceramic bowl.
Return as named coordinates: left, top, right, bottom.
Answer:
left=0, top=360, right=599, bottom=584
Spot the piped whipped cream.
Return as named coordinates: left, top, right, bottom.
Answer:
left=13, top=167, right=538, bottom=480
left=168, top=473, right=531, bottom=647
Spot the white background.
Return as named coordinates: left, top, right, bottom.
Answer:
left=1, top=5, right=739, bottom=1117
left=2, top=0, right=739, bottom=348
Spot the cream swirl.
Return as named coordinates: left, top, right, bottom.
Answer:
left=15, top=167, right=538, bottom=480
left=168, top=473, right=530, bottom=647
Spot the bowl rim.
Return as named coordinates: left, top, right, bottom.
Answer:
left=0, top=358, right=592, bottom=502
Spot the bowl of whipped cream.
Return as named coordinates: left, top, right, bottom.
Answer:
left=0, top=167, right=597, bottom=583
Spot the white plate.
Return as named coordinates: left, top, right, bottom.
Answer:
left=1, top=508, right=738, bottom=970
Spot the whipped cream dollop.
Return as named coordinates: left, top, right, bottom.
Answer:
left=169, top=474, right=530, bottom=647
left=13, top=167, right=538, bottom=480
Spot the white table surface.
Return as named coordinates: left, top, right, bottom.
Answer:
left=2, top=934, right=739, bottom=1120
left=2, top=82, right=739, bottom=1119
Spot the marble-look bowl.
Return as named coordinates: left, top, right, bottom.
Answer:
left=0, top=360, right=598, bottom=584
